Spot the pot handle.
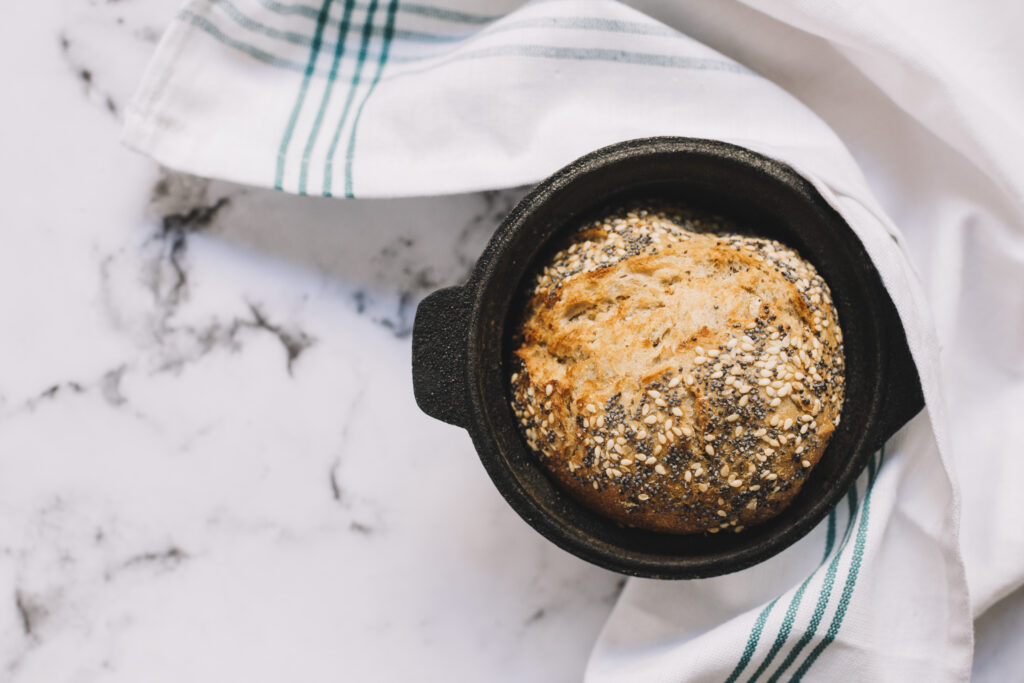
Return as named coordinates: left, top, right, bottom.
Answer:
left=412, top=286, right=472, bottom=428
left=873, top=320, right=925, bottom=448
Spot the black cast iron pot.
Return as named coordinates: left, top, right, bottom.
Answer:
left=411, top=137, right=922, bottom=579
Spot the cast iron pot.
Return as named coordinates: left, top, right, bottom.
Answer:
left=411, top=137, right=922, bottom=579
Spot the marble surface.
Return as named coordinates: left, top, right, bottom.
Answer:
left=0, top=2, right=622, bottom=680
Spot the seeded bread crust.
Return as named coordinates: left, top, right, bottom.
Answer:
left=510, top=207, right=845, bottom=535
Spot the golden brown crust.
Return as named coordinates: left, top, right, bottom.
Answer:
left=509, top=206, right=845, bottom=535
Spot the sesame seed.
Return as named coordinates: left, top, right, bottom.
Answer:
left=684, top=470, right=692, bottom=482
left=698, top=483, right=710, bottom=492
left=637, top=429, right=647, bottom=439
left=620, top=459, right=633, bottom=467
left=728, top=478, right=743, bottom=488
left=726, top=413, right=740, bottom=422
left=668, top=376, right=682, bottom=388
left=694, top=356, right=707, bottom=365
left=545, top=384, right=553, bottom=396
left=681, top=426, right=694, bottom=437
left=644, top=415, right=658, bottom=425
left=738, top=394, right=750, bottom=407
left=586, top=404, right=597, bottom=414
left=717, top=510, right=728, bottom=517
left=638, top=493, right=650, bottom=501
left=671, top=406, right=684, bottom=417
left=645, top=456, right=657, bottom=465
left=655, top=464, right=668, bottom=475
left=648, top=389, right=662, bottom=399
left=706, top=445, right=715, bottom=456
left=707, top=349, right=720, bottom=358
left=783, top=418, right=794, bottom=430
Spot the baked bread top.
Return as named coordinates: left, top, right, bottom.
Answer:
left=509, top=205, right=845, bottom=534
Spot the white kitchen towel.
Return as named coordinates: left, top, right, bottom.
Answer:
left=123, top=0, right=1024, bottom=680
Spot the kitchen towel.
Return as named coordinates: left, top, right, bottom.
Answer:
left=123, top=0, right=1024, bottom=680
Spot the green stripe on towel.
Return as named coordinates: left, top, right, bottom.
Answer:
left=273, top=0, right=335, bottom=190
left=749, top=501, right=845, bottom=682
left=178, top=10, right=310, bottom=71
left=725, top=596, right=781, bottom=683
left=790, top=448, right=884, bottom=681
left=210, top=0, right=679, bottom=50
left=297, top=0, right=357, bottom=194
left=342, top=0, right=401, bottom=197
left=764, top=479, right=864, bottom=682
left=321, top=0, right=382, bottom=196
left=178, top=8, right=748, bottom=79
left=725, top=509, right=838, bottom=683
left=260, top=0, right=496, bottom=24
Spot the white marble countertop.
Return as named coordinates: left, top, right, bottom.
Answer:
left=0, top=2, right=622, bottom=680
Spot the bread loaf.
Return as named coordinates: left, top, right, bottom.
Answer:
left=509, top=206, right=845, bottom=534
